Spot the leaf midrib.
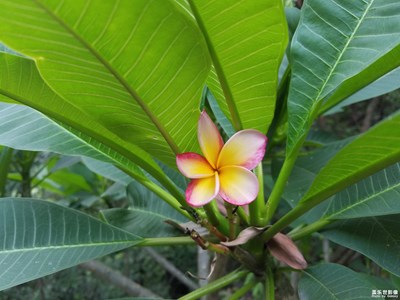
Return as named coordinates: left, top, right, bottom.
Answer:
left=302, top=270, right=340, bottom=300
left=313, top=0, right=374, bottom=105
left=327, top=177, right=400, bottom=219
left=0, top=240, right=140, bottom=254
left=32, top=0, right=180, bottom=154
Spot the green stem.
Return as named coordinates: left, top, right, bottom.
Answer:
left=230, top=277, right=257, bottom=300
left=237, top=206, right=250, bottom=226
left=138, top=236, right=195, bottom=247
left=290, top=218, right=333, bottom=241
left=140, top=179, right=192, bottom=221
left=265, top=265, right=275, bottom=300
left=204, top=200, right=230, bottom=237
left=264, top=149, right=299, bottom=222
left=0, top=147, right=13, bottom=197
left=204, top=201, right=220, bottom=226
left=262, top=203, right=308, bottom=242
left=225, top=203, right=238, bottom=240
left=188, top=0, right=242, bottom=131
left=249, top=163, right=265, bottom=226
left=179, top=269, right=248, bottom=300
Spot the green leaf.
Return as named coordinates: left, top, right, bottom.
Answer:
left=0, top=55, right=186, bottom=204
left=207, top=90, right=235, bottom=137
left=287, top=0, right=400, bottom=153
left=101, top=181, right=187, bottom=238
left=301, top=112, right=400, bottom=206
left=325, top=67, right=400, bottom=115
left=298, top=263, right=376, bottom=300
left=0, top=0, right=210, bottom=166
left=321, top=44, right=400, bottom=114
left=324, top=163, right=400, bottom=219
left=190, top=0, right=288, bottom=132
left=81, top=157, right=133, bottom=186
left=323, top=215, right=400, bottom=276
left=0, top=197, right=141, bottom=291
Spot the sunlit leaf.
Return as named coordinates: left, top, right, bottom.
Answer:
left=190, top=0, right=288, bottom=132
left=0, top=0, right=210, bottom=166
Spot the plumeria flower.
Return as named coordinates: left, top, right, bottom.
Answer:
left=176, top=111, right=267, bottom=207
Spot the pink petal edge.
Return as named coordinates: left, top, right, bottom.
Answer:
left=176, top=152, right=214, bottom=179
left=217, top=129, right=267, bottom=170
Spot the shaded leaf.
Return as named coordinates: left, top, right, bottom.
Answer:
left=0, top=197, right=141, bottom=291
left=301, top=112, right=400, bottom=206
left=323, top=215, right=400, bottom=276
left=82, top=157, right=133, bottom=186
left=287, top=0, right=400, bottom=153
left=321, top=44, right=400, bottom=114
left=326, top=67, right=400, bottom=115
left=325, top=163, right=400, bottom=219
left=101, top=181, right=187, bottom=237
left=298, top=263, right=376, bottom=300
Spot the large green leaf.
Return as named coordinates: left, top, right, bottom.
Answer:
left=326, top=67, right=400, bottom=115
left=301, top=112, right=400, bottom=206
left=0, top=197, right=141, bottom=290
left=0, top=54, right=187, bottom=205
left=321, top=44, right=400, bottom=114
left=323, top=215, right=400, bottom=276
left=190, top=0, right=288, bottom=132
left=0, top=96, right=148, bottom=183
left=278, top=138, right=351, bottom=223
left=0, top=102, right=132, bottom=169
left=287, top=0, right=400, bottom=153
left=324, top=163, right=400, bottom=219
left=0, top=0, right=210, bottom=166
left=298, top=263, right=376, bottom=300
left=101, top=181, right=187, bottom=238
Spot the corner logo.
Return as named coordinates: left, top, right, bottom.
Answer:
left=372, top=290, right=399, bottom=298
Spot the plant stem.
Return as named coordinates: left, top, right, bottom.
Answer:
left=225, top=203, right=238, bottom=240
left=179, top=269, right=248, bottom=300
left=264, top=150, right=298, bottom=222
left=249, top=163, right=265, bottom=226
left=265, top=265, right=275, bottom=300
left=138, top=237, right=195, bottom=247
left=236, top=206, right=250, bottom=226
left=290, top=218, right=333, bottom=241
left=0, top=147, right=13, bottom=197
left=262, top=202, right=309, bottom=242
left=140, top=179, right=192, bottom=220
left=230, top=277, right=257, bottom=300
left=203, top=200, right=229, bottom=236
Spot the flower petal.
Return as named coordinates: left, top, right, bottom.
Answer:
left=176, top=152, right=214, bottom=179
left=186, top=174, right=219, bottom=207
left=217, top=130, right=267, bottom=170
left=198, top=110, right=224, bottom=168
left=219, top=166, right=259, bottom=206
